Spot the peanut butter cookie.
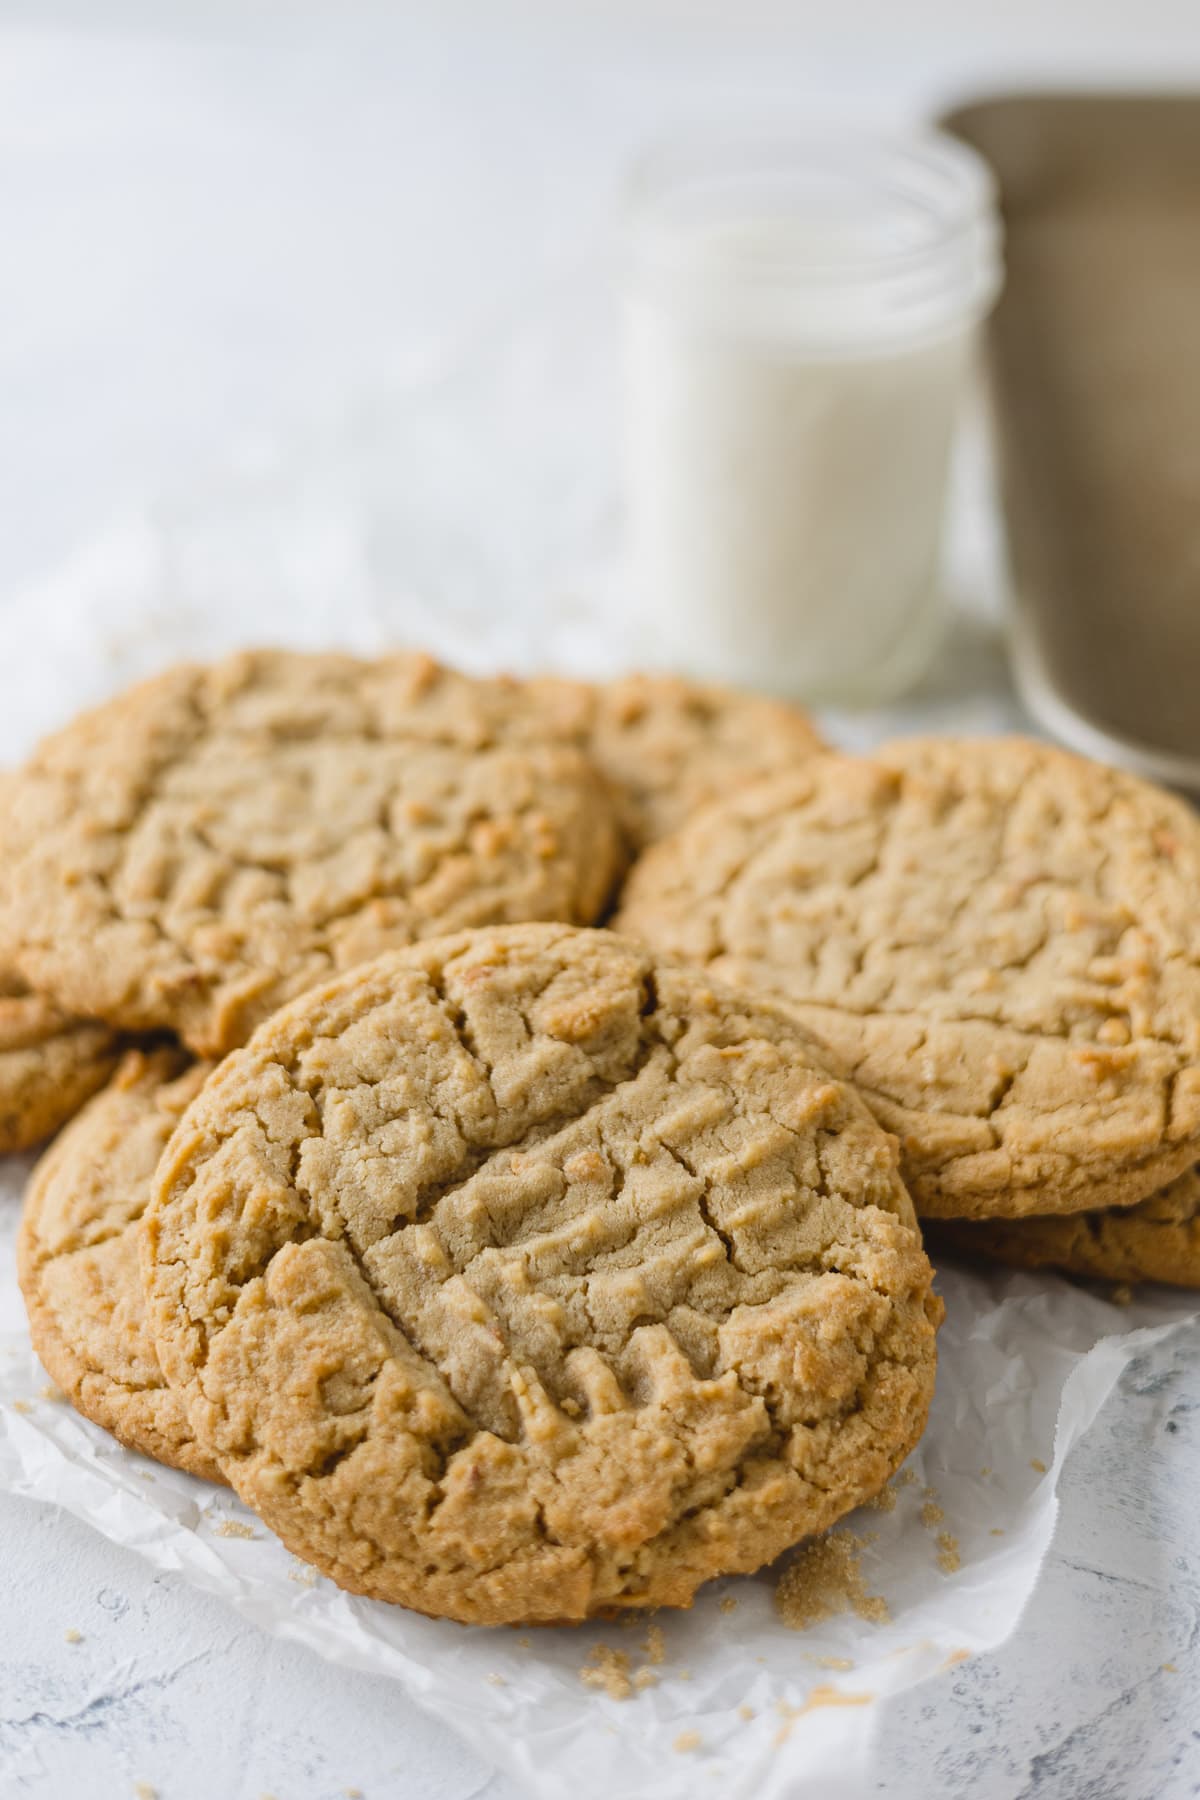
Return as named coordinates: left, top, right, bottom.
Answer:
left=0, top=970, right=122, bottom=1153
left=18, top=1047, right=220, bottom=1480
left=932, top=1167, right=1200, bottom=1289
left=0, top=651, right=623, bottom=1055
left=617, top=739, right=1200, bottom=1219
left=143, top=923, right=939, bottom=1625
left=523, top=673, right=824, bottom=848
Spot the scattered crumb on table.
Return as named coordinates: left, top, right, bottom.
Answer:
left=1030, top=1458, right=1047, bottom=1474
left=737, top=1704, right=756, bottom=1721
left=673, top=1730, right=702, bottom=1754
left=63, top=1628, right=83, bottom=1645
left=133, top=1785, right=157, bottom=1800
left=643, top=1624, right=666, bottom=1665
left=486, top=1672, right=506, bottom=1686
left=920, top=1500, right=945, bottom=1530
left=865, top=1481, right=897, bottom=1513
left=289, top=1564, right=318, bottom=1588
left=1162, top=1662, right=1178, bottom=1673
left=979, top=1465, right=992, bottom=1478
left=896, top=1468, right=919, bottom=1489
left=774, top=1530, right=889, bottom=1630
left=216, top=1520, right=257, bottom=1539
left=1110, top=1284, right=1134, bottom=1307
left=633, top=1668, right=658, bottom=1691
left=677, top=1667, right=693, bottom=1681
left=10, top=1399, right=30, bottom=1415
left=517, top=1635, right=531, bottom=1649
left=990, top=1528, right=1005, bottom=1537
left=39, top=1384, right=65, bottom=1403
left=718, top=1594, right=739, bottom=1613
left=807, top=1654, right=855, bottom=1671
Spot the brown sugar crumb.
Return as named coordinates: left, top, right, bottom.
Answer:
left=1162, top=1662, right=1178, bottom=1673
left=920, top=1501, right=945, bottom=1530
left=580, top=1645, right=633, bottom=1701
left=896, top=1468, right=919, bottom=1489
left=288, top=1563, right=318, bottom=1588
left=807, top=1654, right=855, bottom=1671
left=774, top=1531, right=889, bottom=1630
left=673, top=1730, right=702, bottom=1754
left=10, top=1399, right=30, bottom=1415
left=133, top=1786, right=157, bottom=1800
left=718, top=1594, right=739, bottom=1614
left=40, top=1384, right=66, bottom=1403
left=979, top=1466, right=992, bottom=1478
left=989, top=1528, right=1005, bottom=1537
left=1030, top=1458, right=1048, bottom=1474
left=216, top=1519, right=257, bottom=1540
left=63, top=1627, right=83, bottom=1644
left=936, top=1532, right=961, bottom=1575
left=738, top=1704, right=756, bottom=1721
left=1110, top=1285, right=1134, bottom=1307
left=485, top=1672, right=507, bottom=1686
left=865, top=1482, right=897, bottom=1513
left=633, top=1667, right=659, bottom=1691
left=643, top=1625, right=667, bottom=1665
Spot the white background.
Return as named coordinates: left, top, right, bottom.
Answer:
left=2, top=7, right=1200, bottom=1798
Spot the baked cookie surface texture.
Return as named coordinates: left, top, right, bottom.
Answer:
left=144, top=923, right=939, bottom=1624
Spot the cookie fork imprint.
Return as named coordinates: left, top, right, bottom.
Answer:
left=143, top=924, right=940, bottom=1625
left=616, top=738, right=1200, bottom=1220
left=0, top=650, right=625, bottom=1057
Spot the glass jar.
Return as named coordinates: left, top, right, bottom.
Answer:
left=620, top=127, right=1003, bottom=704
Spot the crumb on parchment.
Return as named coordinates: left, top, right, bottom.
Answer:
left=936, top=1532, right=961, bottom=1575
left=1030, top=1458, right=1048, bottom=1474
left=580, top=1646, right=633, bottom=1700
left=216, top=1520, right=256, bottom=1540
left=718, top=1594, right=738, bottom=1613
left=865, top=1482, right=897, bottom=1513
left=63, top=1628, right=83, bottom=1644
left=775, top=1687, right=874, bottom=1745
left=920, top=1500, right=944, bottom=1530
left=133, top=1785, right=157, bottom=1800
left=774, top=1531, right=889, bottom=1630
left=643, top=1624, right=666, bottom=1665
left=738, top=1704, right=755, bottom=1721
left=10, top=1399, right=30, bottom=1415
left=673, top=1731, right=702, bottom=1754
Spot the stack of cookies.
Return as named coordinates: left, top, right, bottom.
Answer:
left=4, top=647, right=1198, bottom=1628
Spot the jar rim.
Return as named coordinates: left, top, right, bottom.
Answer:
left=622, top=124, right=1003, bottom=344
left=625, top=124, right=999, bottom=279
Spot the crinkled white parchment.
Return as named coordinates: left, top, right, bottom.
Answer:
left=0, top=275, right=1197, bottom=1799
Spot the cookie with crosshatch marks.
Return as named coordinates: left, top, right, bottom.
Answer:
left=0, top=650, right=624, bottom=1058
left=18, top=1047, right=221, bottom=1480
left=142, top=923, right=939, bottom=1625
left=616, top=738, right=1200, bottom=1220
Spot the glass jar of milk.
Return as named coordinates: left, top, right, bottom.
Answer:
left=621, top=129, right=1002, bottom=704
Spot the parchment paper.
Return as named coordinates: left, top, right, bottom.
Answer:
left=0, top=276, right=1196, bottom=1798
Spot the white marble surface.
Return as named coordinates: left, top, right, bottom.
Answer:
left=2, top=10, right=1200, bottom=1798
